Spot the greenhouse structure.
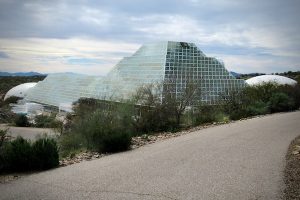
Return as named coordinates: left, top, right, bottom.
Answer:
left=24, top=41, right=246, bottom=111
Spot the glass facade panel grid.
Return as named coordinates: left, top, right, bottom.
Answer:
left=26, top=41, right=246, bottom=107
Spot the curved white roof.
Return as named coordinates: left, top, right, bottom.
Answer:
left=246, top=75, right=297, bottom=86
left=4, top=82, right=37, bottom=100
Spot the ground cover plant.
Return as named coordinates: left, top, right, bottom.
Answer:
left=0, top=133, right=59, bottom=173
left=59, top=99, right=134, bottom=157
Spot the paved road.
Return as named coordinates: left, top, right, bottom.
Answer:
left=1, top=111, right=300, bottom=200
left=0, top=124, right=56, bottom=141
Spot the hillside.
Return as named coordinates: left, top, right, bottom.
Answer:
left=0, top=76, right=46, bottom=100
left=0, top=71, right=45, bottom=77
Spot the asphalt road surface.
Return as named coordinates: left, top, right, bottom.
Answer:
left=0, top=124, right=56, bottom=141
left=1, top=111, right=300, bottom=200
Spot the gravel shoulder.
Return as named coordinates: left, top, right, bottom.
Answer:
left=284, top=135, right=300, bottom=200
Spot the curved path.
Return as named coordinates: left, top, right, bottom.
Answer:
left=1, top=111, right=300, bottom=200
left=0, top=124, right=56, bottom=141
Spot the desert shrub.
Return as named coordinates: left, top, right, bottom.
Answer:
left=83, top=109, right=132, bottom=152
left=34, top=114, right=62, bottom=128
left=192, top=105, right=218, bottom=125
left=0, top=129, right=8, bottom=148
left=94, top=132, right=131, bottom=153
left=15, top=114, right=30, bottom=127
left=245, top=101, right=270, bottom=116
left=221, top=88, right=248, bottom=120
left=131, top=84, right=184, bottom=133
left=278, top=84, right=300, bottom=109
left=31, top=137, right=59, bottom=170
left=214, top=112, right=230, bottom=123
left=60, top=99, right=134, bottom=155
left=3, top=96, right=21, bottom=105
left=221, top=83, right=299, bottom=120
left=58, top=133, right=84, bottom=158
left=269, top=92, right=295, bottom=113
left=2, top=137, right=33, bottom=172
left=0, top=100, right=17, bottom=124
left=133, top=104, right=177, bottom=133
left=0, top=129, right=9, bottom=172
left=1, top=136, right=59, bottom=172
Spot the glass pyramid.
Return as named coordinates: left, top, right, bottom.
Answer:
left=26, top=41, right=246, bottom=107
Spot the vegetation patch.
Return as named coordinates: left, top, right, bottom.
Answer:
left=0, top=130, right=59, bottom=173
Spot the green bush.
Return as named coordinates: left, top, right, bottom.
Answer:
left=245, top=101, right=269, bottom=116
left=192, top=105, right=226, bottom=125
left=269, top=92, right=295, bottom=113
left=32, top=137, right=59, bottom=170
left=134, top=104, right=177, bottom=133
left=60, top=100, right=133, bottom=155
left=197, top=106, right=216, bottom=124
left=34, top=114, right=62, bottom=128
left=0, top=129, right=8, bottom=172
left=86, top=109, right=132, bottom=152
left=15, top=114, right=30, bottom=127
left=1, top=136, right=59, bottom=172
left=2, top=137, right=33, bottom=172
left=58, top=133, right=84, bottom=158
left=3, top=96, right=21, bottom=105
left=222, top=83, right=299, bottom=120
left=0, top=129, right=8, bottom=148
left=95, top=132, right=131, bottom=153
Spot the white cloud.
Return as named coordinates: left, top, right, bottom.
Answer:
left=0, top=0, right=299, bottom=74
left=212, top=53, right=300, bottom=73
left=0, top=37, right=139, bottom=75
left=79, top=7, right=111, bottom=26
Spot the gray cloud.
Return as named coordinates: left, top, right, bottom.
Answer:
left=0, top=0, right=299, bottom=74
left=0, top=51, right=9, bottom=59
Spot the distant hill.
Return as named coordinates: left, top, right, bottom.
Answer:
left=230, top=71, right=242, bottom=78
left=0, top=71, right=46, bottom=77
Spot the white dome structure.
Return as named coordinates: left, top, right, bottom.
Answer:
left=246, top=75, right=297, bottom=86
left=4, top=82, right=37, bottom=100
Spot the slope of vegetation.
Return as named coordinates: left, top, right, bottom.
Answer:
left=59, top=81, right=300, bottom=158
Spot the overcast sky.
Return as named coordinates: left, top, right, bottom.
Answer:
left=0, top=0, right=299, bottom=75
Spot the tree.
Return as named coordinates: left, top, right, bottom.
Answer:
left=132, top=69, right=202, bottom=130
left=163, top=78, right=200, bottom=126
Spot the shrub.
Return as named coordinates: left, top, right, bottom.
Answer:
left=1, top=136, right=59, bottom=172
left=60, top=100, right=133, bottom=155
left=95, top=132, right=131, bottom=153
left=59, top=132, right=85, bottom=158
left=15, top=114, right=30, bottom=127
left=32, top=137, right=59, bottom=170
left=269, top=92, right=295, bottom=113
left=221, top=83, right=299, bottom=120
left=133, top=104, right=177, bottom=133
left=86, top=109, right=132, bottom=152
left=191, top=105, right=227, bottom=125
left=0, top=129, right=8, bottom=148
left=0, top=129, right=9, bottom=172
left=3, top=96, right=21, bottom=105
left=2, top=137, right=33, bottom=172
left=34, top=114, right=62, bottom=128
left=245, top=101, right=269, bottom=116
left=192, top=106, right=215, bottom=125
